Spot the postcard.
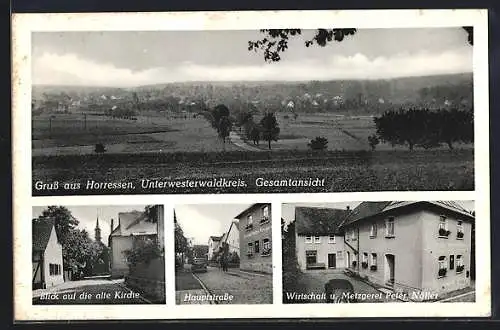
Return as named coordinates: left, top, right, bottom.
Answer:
left=12, top=9, right=491, bottom=320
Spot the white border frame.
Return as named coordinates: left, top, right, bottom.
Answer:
left=13, top=9, right=490, bottom=320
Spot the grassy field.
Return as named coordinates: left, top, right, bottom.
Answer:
left=32, top=113, right=239, bottom=152
left=32, top=149, right=474, bottom=194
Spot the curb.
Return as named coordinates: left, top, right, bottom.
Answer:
left=191, top=272, right=217, bottom=305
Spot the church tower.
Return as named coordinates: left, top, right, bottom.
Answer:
left=95, top=216, right=102, bottom=243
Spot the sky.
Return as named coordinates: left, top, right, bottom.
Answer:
left=31, top=28, right=472, bottom=87
left=281, top=201, right=475, bottom=225
left=174, top=204, right=252, bottom=245
left=32, top=205, right=150, bottom=243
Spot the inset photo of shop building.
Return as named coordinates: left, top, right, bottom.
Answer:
left=282, top=201, right=475, bottom=303
left=174, top=203, right=273, bottom=305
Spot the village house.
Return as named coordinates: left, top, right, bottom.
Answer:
left=340, top=201, right=474, bottom=298
left=32, top=221, right=65, bottom=289
left=236, top=203, right=272, bottom=274
left=293, top=207, right=349, bottom=271
left=108, top=209, right=158, bottom=278
left=224, top=219, right=240, bottom=258
left=207, top=235, right=222, bottom=262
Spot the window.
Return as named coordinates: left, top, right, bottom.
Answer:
left=306, top=250, right=317, bottom=265
left=438, top=256, right=447, bottom=277
left=314, top=236, right=321, bottom=243
left=49, top=263, right=61, bottom=276
left=247, top=242, right=253, bottom=256
left=385, top=217, right=395, bottom=237
left=262, top=206, right=269, bottom=219
left=371, top=253, right=377, bottom=270
left=457, top=221, right=464, bottom=239
left=438, top=215, right=450, bottom=237
left=350, top=229, right=356, bottom=241
left=262, top=238, right=271, bottom=256
left=305, top=236, right=312, bottom=243
left=370, top=223, right=377, bottom=238
left=328, top=235, right=336, bottom=244
left=362, top=253, right=368, bottom=268
left=254, top=240, right=260, bottom=253
left=246, top=215, right=253, bottom=230
left=449, top=255, right=455, bottom=270
left=456, top=255, right=464, bottom=273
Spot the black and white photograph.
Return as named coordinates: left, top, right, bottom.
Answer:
left=32, top=204, right=166, bottom=304
left=31, top=27, right=475, bottom=196
left=281, top=201, right=475, bottom=303
left=174, top=203, right=273, bottom=304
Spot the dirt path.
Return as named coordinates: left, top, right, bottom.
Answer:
left=229, top=131, right=263, bottom=152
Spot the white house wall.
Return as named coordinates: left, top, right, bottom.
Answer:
left=43, top=227, right=64, bottom=288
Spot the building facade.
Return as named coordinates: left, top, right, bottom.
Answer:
left=293, top=207, right=348, bottom=271
left=32, top=222, right=65, bottom=289
left=109, top=210, right=158, bottom=278
left=225, top=219, right=240, bottom=257
left=207, top=235, right=222, bottom=261
left=236, top=203, right=272, bottom=274
left=341, top=201, right=474, bottom=298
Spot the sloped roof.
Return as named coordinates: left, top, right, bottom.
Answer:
left=295, top=207, right=349, bottom=236
left=342, top=201, right=474, bottom=227
left=33, top=221, right=56, bottom=251
left=110, top=210, right=157, bottom=237
left=209, top=235, right=222, bottom=241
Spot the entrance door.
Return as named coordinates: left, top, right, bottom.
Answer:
left=328, top=254, right=336, bottom=268
left=385, top=254, right=395, bottom=286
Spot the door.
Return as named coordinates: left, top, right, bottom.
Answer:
left=385, top=254, right=395, bottom=286
left=328, top=254, right=336, bottom=268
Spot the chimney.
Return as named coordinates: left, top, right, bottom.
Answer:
left=110, top=218, right=114, bottom=233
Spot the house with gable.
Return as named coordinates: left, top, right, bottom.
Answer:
left=32, top=221, right=65, bottom=289
left=340, top=201, right=474, bottom=298
left=293, top=207, right=349, bottom=271
left=108, top=209, right=158, bottom=278
left=207, top=235, right=222, bottom=262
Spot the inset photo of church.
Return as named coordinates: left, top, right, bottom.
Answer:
left=32, top=204, right=166, bottom=305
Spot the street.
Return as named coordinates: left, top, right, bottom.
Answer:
left=176, top=265, right=273, bottom=305
left=33, top=278, right=151, bottom=305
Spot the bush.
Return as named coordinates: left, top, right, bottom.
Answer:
left=95, top=143, right=106, bottom=154
left=308, top=136, right=328, bottom=151
left=368, top=134, right=379, bottom=151
left=123, top=239, right=162, bottom=267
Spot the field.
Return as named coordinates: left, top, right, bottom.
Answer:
left=32, top=112, right=239, bottom=156
left=32, top=149, right=474, bottom=195
left=31, top=111, right=474, bottom=195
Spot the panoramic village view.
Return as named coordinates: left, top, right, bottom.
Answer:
left=31, top=28, right=474, bottom=195
left=281, top=201, right=475, bottom=303
left=32, top=204, right=166, bottom=304
left=174, top=204, right=273, bottom=304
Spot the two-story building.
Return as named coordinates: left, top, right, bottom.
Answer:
left=293, top=207, right=349, bottom=271
left=236, top=203, right=272, bottom=274
left=207, top=235, right=222, bottom=262
left=341, top=201, right=474, bottom=298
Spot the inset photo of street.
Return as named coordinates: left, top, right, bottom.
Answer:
left=282, top=201, right=475, bottom=304
left=174, top=203, right=273, bottom=305
left=32, top=204, right=166, bottom=304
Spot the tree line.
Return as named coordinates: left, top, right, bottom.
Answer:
left=371, top=108, right=473, bottom=151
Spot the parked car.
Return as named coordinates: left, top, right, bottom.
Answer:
left=191, top=258, right=208, bottom=273
left=324, top=279, right=357, bottom=303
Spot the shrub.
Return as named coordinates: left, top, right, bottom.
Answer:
left=123, top=238, right=162, bottom=267
left=308, top=136, right=328, bottom=151
left=368, top=134, right=379, bottom=151
left=95, top=143, right=106, bottom=154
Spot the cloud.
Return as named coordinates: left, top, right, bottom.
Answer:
left=32, top=49, right=472, bottom=87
